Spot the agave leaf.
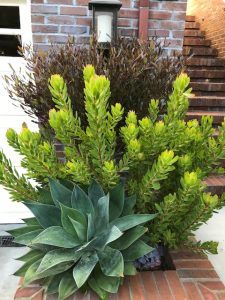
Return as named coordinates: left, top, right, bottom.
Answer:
left=109, top=183, right=124, bottom=221
left=32, top=226, right=80, bottom=248
left=122, top=240, right=153, bottom=261
left=46, top=273, right=64, bottom=295
left=49, top=178, right=72, bottom=207
left=13, top=253, right=43, bottom=277
left=37, top=188, right=54, bottom=205
left=22, top=218, right=39, bottom=226
left=124, top=262, right=137, bottom=275
left=23, top=202, right=61, bottom=228
left=59, top=179, right=74, bottom=191
left=73, top=253, right=98, bottom=288
left=71, top=185, right=94, bottom=215
left=15, top=249, right=43, bottom=262
left=14, top=229, right=43, bottom=246
left=87, top=213, right=95, bottom=241
left=111, top=214, right=156, bottom=231
left=23, top=258, right=42, bottom=285
left=8, top=225, right=42, bottom=237
left=122, top=195, right=136, bottom=216
left=69, top=217, right=86, bottom=242
left=95, top=194, right=109, bottom=233
left=95, top=270, right=120, bottom=293
left=88, top=278, right=108, bottom=300
left=98, top=246, right=124, bottom=277
left=37, top=248, right=82, bottom=273
left=60, top=203, right=87, bottom=238
left=78, top=226, right=123, bottom=252
left=88, top=180, right=105, bottom=207
left=109, top=226, right=147, bottom=250
left=59, top=270, right=78, bottom=300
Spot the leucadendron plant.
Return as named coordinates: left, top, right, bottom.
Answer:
left=10, top=180, right=155, bottom=300
left=1, top=66, right=225, bottom=254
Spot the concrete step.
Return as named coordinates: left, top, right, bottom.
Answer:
left=190, top=82, right=225, bottom=92
left=186, top=58, right=225, bottom=67
left=205, top=175, right=225, bottom=195
left=186, top=110, right=225, bottom=124
left=183, top=38, right=211, bottom=47
left=183, top=47, right=218, bottom=57
left=189, top=96, right=225, bottom=107
left=184, top=29, right=205, bottom=37
left=187, top=70, right=225, bottom=79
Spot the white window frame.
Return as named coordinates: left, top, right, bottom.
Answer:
left=0, top=0, right=32, bottom=49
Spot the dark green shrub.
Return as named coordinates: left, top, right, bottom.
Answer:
left=5, top=37, right=183, bottom=127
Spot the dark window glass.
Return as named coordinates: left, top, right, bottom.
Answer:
left=0, top=35, right=21, bottom=57
left=0, top=6, right=20, bottom=29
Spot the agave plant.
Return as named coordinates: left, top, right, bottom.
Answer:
left=10, top=179, right=155, bottom=300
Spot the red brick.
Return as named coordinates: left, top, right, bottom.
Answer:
left=149, top=29, right=170, bottom=38
left=139, top=8, right=149, bottom=41
left=174, top=260, right=214, bottom=270
left=198, top=284, right=217, bottom=300
left=119, top=9, right=139, bottom=19
left=60, top=6, right=87, bottom=16
left=141, top=272, right=160, bottom=300
left=117, top=277, right=130, bottom=300
left=177, top=269, right=219, bottom=279
left=76, top=18, right=91, bottom=26
left=170, top=250, right=207, bottom=260
left=149, top=10, right=172, bottom=20
left=129, top=273, right=145, bottom=300
left=47, top=0, right=72, bottom=3
left=76, top=0, right=89, bottom=5
left=122, top=0, right=132, bottom=8
left=153, top=271, right=173, bottom=300
left=31, top=15, right=45, bottom=23
left=32, top=25, right=58, bottom=33
left=33, top=34, right=47, bottom=43
left=31, top=4, right=57, bottom=14
left=47, top=16, right=75, bottom=25
left=14, top=287, right=42, bottom=299
left=183, top=282, right=203, bottom=300
left=140, top=0, right=149, bottom=7
left=161, top=2, right=187, bottom=11
left=165, top=271, right=187, bottom=300
left=200, top=281, right=225, bottom=291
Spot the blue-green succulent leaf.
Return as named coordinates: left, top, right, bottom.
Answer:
left=71, top=185, right=94, bottom=215
left=8, top=225, right=42, bottom=237
left=109, top=183, right=124, bottom=221
left=69, top=217, right=86, bottom=242
left=95, top=194, right=109, bottom=233
left=88, top=180, right=105, bottom=207
left=23, top=202, right=61, bottom=228
left=59, top=270, right=78, bottom=300
left=111, top=214, right=156, bottom=231
left=49, top=178, right=72, bottom=207
left=122, top=240, right=153, bottom=261
left=73, top=252, right=98, bottom=288
left=88, top=278, right=108, bottom=300
left=14, top=229, right=42, bottom=246
left=98, top=246, right=124, bottom=277
left=95, top=269, right=120, bottom=293
left=32, top=226, right=80, bottom=248
left=124, top=262, right=137, bottom=275
left=122, top=195, right=136, bottom=216
left=87, top=213, right=95, bottom=241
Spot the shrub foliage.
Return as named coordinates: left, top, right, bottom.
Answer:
left=1, top=66, right=225, bottom=254
left=5, top=37, right=183, bottom=126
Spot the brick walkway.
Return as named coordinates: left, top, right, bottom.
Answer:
left=14, top=250, right=225, bottom=300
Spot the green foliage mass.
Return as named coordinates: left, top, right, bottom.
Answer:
left=10, top=180, right=155, bottom=300
left=1, top=66, right=225, bottom=253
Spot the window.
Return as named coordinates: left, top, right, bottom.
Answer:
left=0, top=1, right=32, bottom=57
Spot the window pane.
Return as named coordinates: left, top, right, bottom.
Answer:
left=0, top=6, right=20, bottom=29
left=0, top=35, right=21, bottom=56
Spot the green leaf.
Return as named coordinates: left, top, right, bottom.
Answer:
left=95, top=270, right=120, bottom=293
left=95, top=195, right=109, bottom=233
left=71, top=184, right=94, bottom=215
left=37, top=248, right=82, bottom=273
left=14, top=229, right=42, bottom=246
left=88, top=180, right=105, bottom=207
left=14, top=254, right=43, bottom=277
left=59, top=271, right=78, bottom=300
left=122, top=195, right=136, bottom=216
left=69, top=217, right=86, bottom=242
left=23, top=259, right=42, bottom=285
left=87, top=213, right=95, bottom=241
left=111, top=214, right=156, bottom=231
left=122, top=240, right=153, bottom=261
left=49, top=178, right=72, bottom=207
left=32, top=226, right=80, bottom=248
left=98, top=246, right=124, bottom=277
left=46, top=273, right=64, bottom=295
left=109, top=226, right=148, bottom=250
left=73, top=253, right=98, bottom=288
left=22, top=218, right=39, bottom=226
left=88, top=278, right=108, bottom=300
left=23, top=202, right=61, bottom=228
left=109, top=183, right=124, bottom=221
left=8, top=225, right=41, bottom=237
left=38, top=188, right=54, bottom=205
left=124, top=262, right=137, bottom=275
left=60, top=203, right=87, bottom=237
left=16, top=249, right=43, bottom=262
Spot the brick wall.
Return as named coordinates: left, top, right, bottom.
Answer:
left=187, top=0, right=225, bottom=58
left=31, top=0, right=187, bottom=53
